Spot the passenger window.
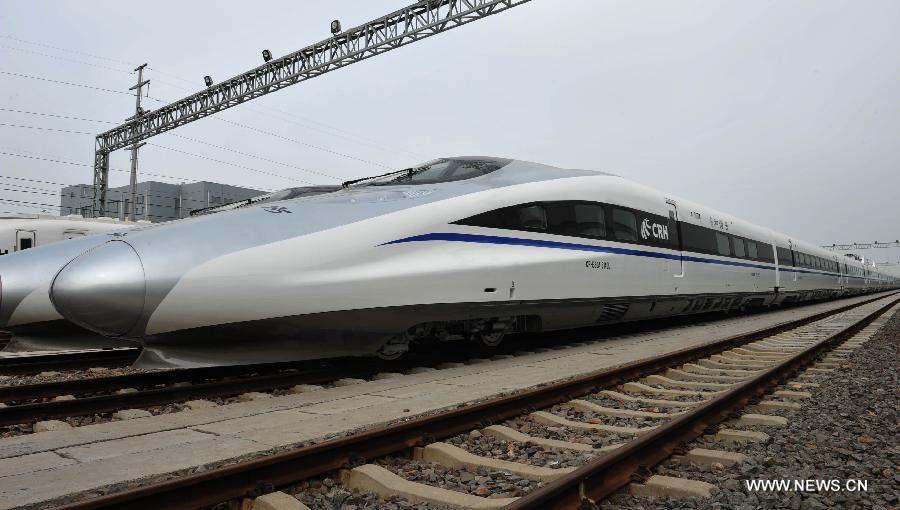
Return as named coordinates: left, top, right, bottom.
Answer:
left=548, top=202, right=606, bottom=239
left=573, top=203, right=606, bottom=238
left=733, top=238, right=745, bottom=258
left=715, top=232, right=731, bottom=256
left=19, top=238, right=33, bottom=250
left=747, top=241, right=758, bottom=259
left=681, top=223, right=716, bottom=254
left=612, top=208, right=638, bottom=242
left=515, top=204, right=547, bottom=231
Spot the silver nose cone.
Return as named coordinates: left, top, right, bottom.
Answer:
left=50, top=240, right=146, bottom=336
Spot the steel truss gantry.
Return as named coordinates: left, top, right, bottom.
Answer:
left=91, top=0, right=532, bottom=216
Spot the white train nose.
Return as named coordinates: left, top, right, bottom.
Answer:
left=50, top=240, right=146, bottom=336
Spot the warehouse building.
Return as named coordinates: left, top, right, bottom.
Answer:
left=60, top=181, right=264, bottom=223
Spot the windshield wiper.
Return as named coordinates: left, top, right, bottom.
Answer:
left=342, top=168, right=412, bottom=188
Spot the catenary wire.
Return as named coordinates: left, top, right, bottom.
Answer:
left=0, top=149, right=274, bottom=192
left=0, top=45, right=133, bottom=74
left=0, top=107, right=343, bottom=181
left=0, top=71, right=396, bottom=171
left=2, top=34, right=425, bottom=159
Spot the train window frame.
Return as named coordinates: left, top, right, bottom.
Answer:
left=746, top=240, right=758, bottom=260
left=453, top=202, right=549, bottom=233
left=545, top=201, right=608, bottom=240
left=515, top=204, right=548, bottom=232
left=611, top=207, right=639, bottom=243
left=777, top=246, right=792, bottom=266
left=680, top=222, right=719, bottom=255
left=715, top=232, right=731, bottom=256
left=733, top=237, right=746, bottom=258
left=572, top=202, right=608, bottom=239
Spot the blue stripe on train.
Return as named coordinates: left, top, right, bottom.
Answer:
left=384, top=232, right=865, bottom=279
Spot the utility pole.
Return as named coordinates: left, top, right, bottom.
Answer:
left=127, top=63, right=149, bottom=221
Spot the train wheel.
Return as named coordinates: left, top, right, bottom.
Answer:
left=376, top=335, right=409, bottom=360
left=479, top=330, right=505, bottom=347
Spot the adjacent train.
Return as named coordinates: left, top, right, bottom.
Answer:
left=0, top=214, right=148, bottom=256
left=0, top=214, right=150, bottom=350
left=0, top=188, right=338, bottom=351
left=44, top=157, right=899, bottom=367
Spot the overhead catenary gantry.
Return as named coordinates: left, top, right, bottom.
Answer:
left=91, top=0, right=532, bottom=216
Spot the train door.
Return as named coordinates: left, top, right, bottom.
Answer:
left=15, top=230, right=35, bottom=252
left=665, top=200, right=684, bottom=279
left=788, top=239, right=798, bottom=282
left=834, top=256, right=843, bottom=289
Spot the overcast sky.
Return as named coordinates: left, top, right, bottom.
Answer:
left=1, top=0, right=898, bottom=264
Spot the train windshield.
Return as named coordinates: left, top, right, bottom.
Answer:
left=347, top=157, right=511, bottom=187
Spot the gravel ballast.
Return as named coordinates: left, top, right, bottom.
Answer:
left=605, top=308, right=900, bottom=510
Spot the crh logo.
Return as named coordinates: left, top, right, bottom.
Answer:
left=641, top=218, right=669, bottom=241
left=263, top=206, right=291, bottom=214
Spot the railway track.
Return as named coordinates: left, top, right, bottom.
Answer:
left=0, top=347, right=140, bottom=376
left=0, top=304, right=796, bottom=430
left=49, top=292, right=897, bottom=510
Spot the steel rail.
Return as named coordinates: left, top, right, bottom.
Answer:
left=0, top=344, right=494, bottom=426
left=55, top=292, right=895, bottom=510
left=0, top=324, right=611, bottom=425
left=0, top=357, right=366, bottom=403
left=507, top=295, right=900, bottom=509
left=0, top=348, right=140, bottom=376
left=0, top=305, right=772, bottom=424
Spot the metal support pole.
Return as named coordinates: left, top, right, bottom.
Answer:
left=92, top=149, right=110, bottom=217
left=128, top=64, right=149, bottom=222
left=127, top=142, right=145, bottom=220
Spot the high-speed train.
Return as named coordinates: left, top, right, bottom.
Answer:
left=0, top=214, right=148, bottom=256
left=0, top=187, right=341, bottom=352
left=0, top=215, right=150, bottom=350
left=45, top=157, right=899, bottom=367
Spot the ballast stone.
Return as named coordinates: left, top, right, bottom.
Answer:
left=422, top=442, right=574, bottom=482
left=343, top=464, right=515, bottom=509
